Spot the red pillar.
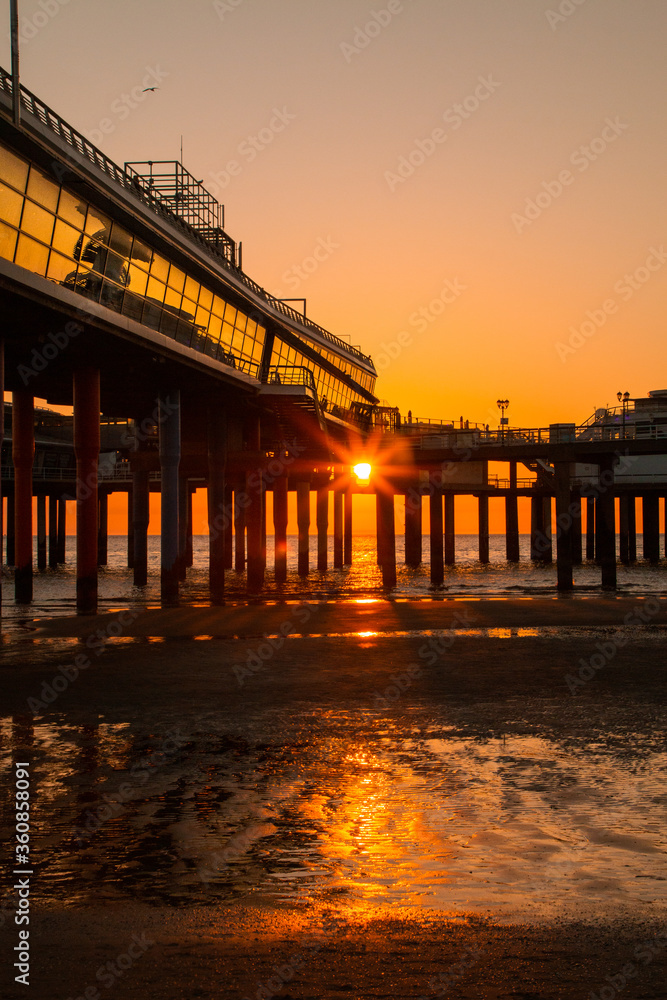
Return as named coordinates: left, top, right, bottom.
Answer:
left=73, top=368, right=100, bottom=614
left=12, top=389, right=34, bottom=604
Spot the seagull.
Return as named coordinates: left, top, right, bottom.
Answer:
left=143, top=87, right=159, bottom=92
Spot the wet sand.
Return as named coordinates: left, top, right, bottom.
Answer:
left=1, top=598, right=666, bottom=998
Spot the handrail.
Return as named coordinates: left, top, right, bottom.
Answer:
left=0, top=67, right=375, bottom=371
left=264, top=365, right=317, bottom=391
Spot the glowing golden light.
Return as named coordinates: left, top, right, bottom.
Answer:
left=353, top=462, right=372, bottom=481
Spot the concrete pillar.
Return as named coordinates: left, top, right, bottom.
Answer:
left=234, top=484, right=246, bottom=572
left=585, top=495, right=595, bottom=561
left=429, top=487, right=444, bottom=586
left=178, top=475, right=189, bottom=581
left=541, top=497, right=553, bottom=563
left=333, top=488, right=343, bottom=568
left=127, top=488, right=133, bottom=569
left=404, top=489, right=422, bottom=566
left=186, top=487, right=194, bottom=568
left=73, top=368, right=100, bottom=614
left=246, top=469, right=264, bottom=593
left=57, top=497, right=66, bottom=564
left=530, top=494, right=544, bottom=561
left=375, top=492, right=384, bottom=567
left=37, top=494, right=47, bottom=570
left=223, top=484, right=233, bottom=570
left=619, top=493, right=631, bottom=566
left=444, top=492, right=455, bottom=565
left=642, top=494, right=660, bottom=564
left=0, top=341, right=3, bottom=610
left=478, top=494, right=489, bottom=564
left=207, top=409, right=226, bottom=605
left=48, top=494, right=58, bottom=568
left=598, top=459, right=616, bottom=590
left=344, top=486, right=353, bottom=565
left=554, top=463, right=573, bottom=591
left=13, top=390, right=34, bottom=603
left=505, top=494, right=520, bottom=563
left=570, top=492, right=582, bottom=566
left=628, top=496, right=637, bottom=563
left=377, top=490, right=396, bottom=589
left=158, top=390, right=181, bottom=605
left=317, top=485, right=328, bottom=572
left=97, top=490, right=108, bottom=567
left=273, top=475, right=288, bottom=583
left=297, top=481, right=310, bottom=576
left=6, top=492, right=15, bottom=567
left=132, top=468, right=150, bottom=587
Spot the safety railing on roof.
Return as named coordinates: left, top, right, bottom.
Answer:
left=0, top=67, right=374, bottom=371
left=264, top=366, right=317, bottom=391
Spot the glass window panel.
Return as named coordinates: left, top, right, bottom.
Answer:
left=208, top=314, right=222, bottom=342
left=195, top=305, right=210, bottom=329
left=52, top=219, right=81, bottom=258
left=0, top=145, right=29, bottom=192
left=222, top=322, right=235, bottom=347
left=77, top=234, right=107, bottom=273
left=0, top=220, right=18, bottom=261
left=142, top=299, right=162, bottom=330
left=46, top=250, right=77, bottom=284
left=184, top=275, right=199, bottom=300
left=104, top=250, right=129, bottom=286
left=14, top=234, right=49, bottom=275
left=84, top=206, right=111, bottom=243
left=131, top=237, right=152, bottom=267
left=222, top=303, right=237, bottom=325
left=57, top=189, right=87, bottom=228
left=212, top=295, right=226, bottom=317
left=109, top=223, right=133, bottom=258
left=181, top=297, right=197, bottom=320
left=0, top=183, right=23, bottom=227
left=167, top=265, right=185, bottom=294
left=164, top=286, right=182, bottom=310
left=122, top=291, right=144, bottom=323
left=146, top=277, right=165, bottom=304
left=149, top=254, right=169, bottom=282
left=26, top=167, right=59, bottom=212
left=198, top=285, right=213, bottom=310
left=235, top=310, right=248, bottom=334
left=100, top=279, right=124, bottom=312
left=74, top=266, right=103, bottom=302
left=127, top=263, right=148, bottom=297
left=20, top=201, right=55, bottom=244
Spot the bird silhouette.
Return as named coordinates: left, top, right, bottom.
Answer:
left=142, top=87, right=159, bottom=92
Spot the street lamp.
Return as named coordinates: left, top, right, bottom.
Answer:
left=616, top=390, right=630, bottom=437
left=497, top=399, right=510, bottom=443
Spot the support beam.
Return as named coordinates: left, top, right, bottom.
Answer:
left=48, top=494, right=58, bottom=569
left=444, top=492, right=455, bottom=565
left=530, top=494, right=544, bottom=561
left=6, top=492, right=15, bottom=567
left=246, top=469, right=264, bottom=593
left=73, top=368, right=100, bottom=614
left=570, top=492, right=582, bottom=566
left=642, top=494, right=660, bottom=564
left=97, top=490, right=108, bottom=567
left=554, top=463, right=573, bottom=591
left=505, top=494, right=520, bottom=563
left=478, top=494, right=489, bottom=564
left=344, top=486, right=353, bottom=565
left=377, top=490, right=396, bottom=589
left=316, top=485, right=328, bottom=572
left=13, top=390, right=34, bottom=603
left=296, top=481, right=310, bottom=577
left=333, top=488, right=343, bottom=568
left=234, top=484, right=245, bottom=572
left=207, top=408, right=226, bottom=605
left=132, top=469, right=149, bottom=587
left=404, top=489, right=422, bottom=566
left=273, top=475, right=288, bottom=583
left=541, top=497, right=553, bottom=564
left=628, top=496, right=637, bottom=563
left=0, top=341, right=3, bottom=610
left=158, top=390, right=181, bottom=605
left=619, top=494, right=631, bottom=566
left=126, top=488, right=134, bottom=569
left=429, top=487, right=444, bottom=586
left=57, top=497, right=66, bottom=564
left=178, top=475, right=189, bottom=581
left=37, top=494, right=46, bottom=570
left=585, top=496, right=595, bottom=561
left=223, top=485, right=233, bottom=570
left=598, top=459, right=616, bottom=590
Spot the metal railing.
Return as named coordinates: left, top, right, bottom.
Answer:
left=0, top=67, right=374, bottom=371
left=264, top=366, right=317, bottom=391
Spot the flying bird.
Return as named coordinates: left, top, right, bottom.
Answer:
left=143, top=87, right=159, bottom=92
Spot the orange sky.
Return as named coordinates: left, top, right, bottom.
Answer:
left=3, top=0, right=666, bottom=535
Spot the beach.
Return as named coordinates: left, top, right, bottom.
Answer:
left=1, top=596, right=666, bottom=998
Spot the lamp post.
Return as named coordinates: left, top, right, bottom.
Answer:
left=616, top=391, right=630, bottom=438
left=497, top=399, right=509, bottom=443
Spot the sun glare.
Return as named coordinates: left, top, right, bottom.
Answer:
left=353, top=462, right=372, bottom=481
